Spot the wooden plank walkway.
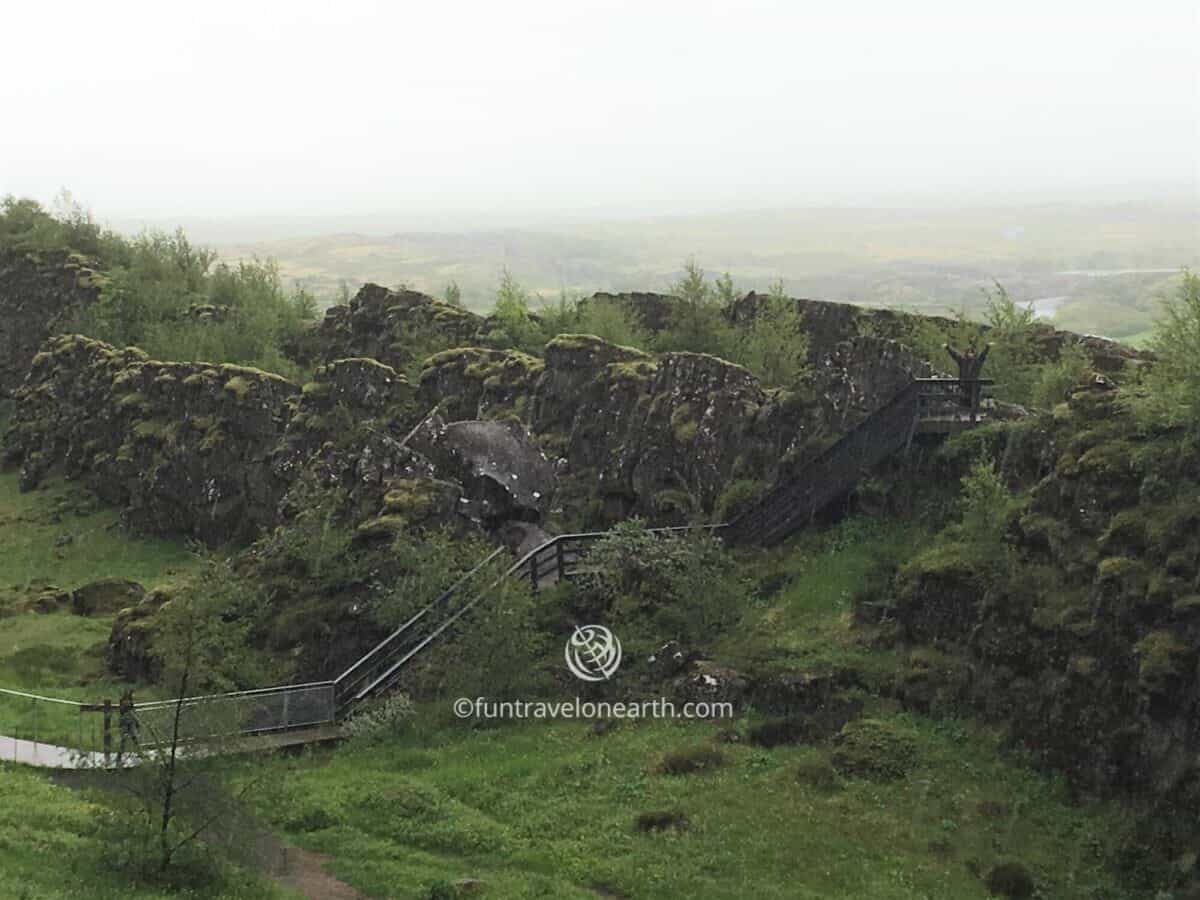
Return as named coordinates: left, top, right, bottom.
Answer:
left=1, top=734, right=101, bottom=769
left=0, top=723, right=344, bottom=770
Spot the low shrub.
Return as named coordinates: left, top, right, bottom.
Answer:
left=985, top=860, right=1036, bottom=898
left=635, top=809, right=690, bottom=832
left=794, top=756, right=839, bottom=791
left=658, top=744, right=727, bottom=776
left=830, top=718, right=918, bottom=780
left=344, top=693, right=415, bottom=744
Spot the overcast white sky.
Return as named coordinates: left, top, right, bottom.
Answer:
left=2, top=0, right=1197, bottom=222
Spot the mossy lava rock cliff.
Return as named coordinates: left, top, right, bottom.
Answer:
left=0, top=248, right=103, bottom=396
left=416, top=333, right=925, bottom=524
left=1, top=284, right=936, bottom=540
left=2, top=334, right=298, bottom=543
left=889, top=385, right=1200, bottom=877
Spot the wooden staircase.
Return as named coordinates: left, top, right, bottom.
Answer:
left=724, top=377, right=991, bottom=546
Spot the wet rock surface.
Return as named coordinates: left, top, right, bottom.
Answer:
left=0, top=285, right=948, bottom=541
left=106, top=588, right=170, bottom=682
left=425, top=419, right=557, bottom=525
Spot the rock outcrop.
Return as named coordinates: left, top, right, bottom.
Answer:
left=423, top=419, right=556, bottom=525
left=888, top=387, right=1200, bottom=844
left=0, top=248, right=103, bottom=395
left=291, top=283, right=483, bottom=372
left=416, top=331, right=927, bottom=525
left=0, top=284, right=975, bottom=542
left=2, top=334, right=299, bottom=543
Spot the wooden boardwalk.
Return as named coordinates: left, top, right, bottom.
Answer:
left=0, top=724, right=344, bottom=770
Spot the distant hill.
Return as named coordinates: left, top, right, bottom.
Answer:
left=125, top=201, right=1196, bottom=340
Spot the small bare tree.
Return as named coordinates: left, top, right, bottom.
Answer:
left=96, top=558, right=274, bottom=876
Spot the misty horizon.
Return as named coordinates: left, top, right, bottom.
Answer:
left=4, top=1, right=1197, bottom=224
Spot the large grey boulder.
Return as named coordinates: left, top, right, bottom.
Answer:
left=426, top=419, right=557, bottom=525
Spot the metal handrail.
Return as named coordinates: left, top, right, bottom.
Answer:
left=333, top=546, right=506, bottom=693
left=2, top=374, right=992, bottom=746
left=0, top=687, right=88, bottom=707
left=336, top=522, right=729, bottom=710
left=133, top=680, right=336, bottom=710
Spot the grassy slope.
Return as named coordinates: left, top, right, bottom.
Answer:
left=716, top=517, right=918, bottom=678
left=0, top=467, right=289, bottom=899
left=0, top=469, right=195, bottom=596
left=256, top=516, right=1139, bottom=900
left=0, top=764, right=291, bottom=900
left=258, top=715, right=1132, bottom=900
left=0, top=467, right=196, bottom=744
left=0, top=424, right=1151, bottom=898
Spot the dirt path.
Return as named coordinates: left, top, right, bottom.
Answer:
left=274, top=846, right=366, bottom=900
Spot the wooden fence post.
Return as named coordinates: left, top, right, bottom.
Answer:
left=102, top=700, right=113, bottom=762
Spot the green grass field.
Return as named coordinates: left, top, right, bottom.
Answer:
left=244, top=515, right=1139, bottom=899
left=716, top=516, right=921, bottom=678
left=0, top=457, right=1160, bottom=898
left=255, top=712, right=1135, bottom=900
left=0, top=469, right=195, bottom=595
left=0, top=764, right=290, bottom=899
left=0, top=469, right=195, bottom=746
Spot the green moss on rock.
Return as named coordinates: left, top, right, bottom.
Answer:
left=1135, top=630, right=1189, bottom=694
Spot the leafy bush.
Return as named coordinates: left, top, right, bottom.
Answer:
left=74, top=230, right=312, bottom=378
left=650, top=258, right=738, bottom=358
left=957, top=457, right=1013, bottom=548
left=371, top=528, right=498, bottom=633
left=830, top=718, right=918, bottom=780
left=1030, top=338, right=1091, bottom=410
left=572, top=296, right=653, bottom=348
left=1136, top=270, right=1200, bottom=431
left=434, top=577, right=553, bottom=701
left=794, top=756, right=840, bottom=791
left=480, top=268, right=545, bottom=354
left=734, top=280, right=809, bottom=387
left=0, top=192, right=127, bottom=265
left=714, top=478, right=768, bottom=522
left=152, top=555, right=275, bottom=693
left=345, top=692, right=415, bottom=743
left=2, top=195, right=317, bottom=378
left=979, top=282, right=1041, bottom=406
left=576, top=519, right=748, bottom=646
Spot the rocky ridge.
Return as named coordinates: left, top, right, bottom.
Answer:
left=3, top=285, right=934, bottom=543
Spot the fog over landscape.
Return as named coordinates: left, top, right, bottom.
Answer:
left=6, top=4, right=1200, bottom=899
left=3, top=0, right=1196, bottom=217
left=4, top=1, right=1196, bottom=342
left=3, top=1, right=1197, bottom=316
